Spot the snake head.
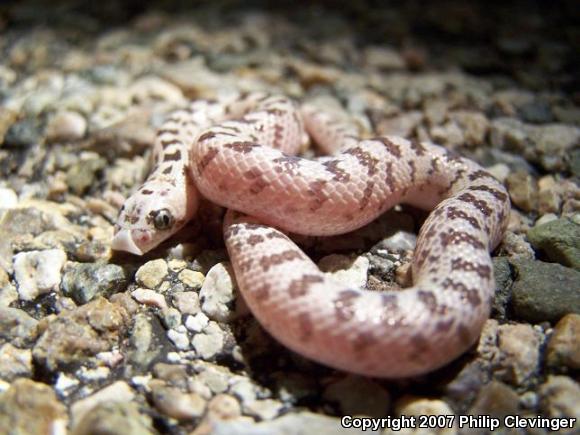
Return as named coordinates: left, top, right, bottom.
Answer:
left=111, top=179, right=198, bottom=255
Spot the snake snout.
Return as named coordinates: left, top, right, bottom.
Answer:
left=111, top=229, right=146, bottom=255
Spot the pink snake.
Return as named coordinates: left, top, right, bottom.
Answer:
left=112, top=93, right=510, bottom=378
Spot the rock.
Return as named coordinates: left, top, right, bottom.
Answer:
left=491, top=118, right=528, bottom=149
left=527, top=218, right=580, bottom=269
left=537, top=175, right=562, bottom=214
left=495, top=323, right=542, bottom=385
left=161, top=306, right=180, bottom=328
left=243, top=398, right=284, bottom=420
left=131, top=288, right=168, bottom=310
left=61, top=262, right=127, bottom=304
left=491, top=257, right=513, bottom=320
left=318, top=255, right=369, bottom=288
left=33, top=297, right=129, bottom=372
left=0, top=344, right=33, bottom=380
left=430, top=120, right=464, bottom=147
left=209, top=411, right=365, bottom=435
left=126, top=313, right=166, bottom=370
left=66, top=155, right=106, bottom=195
left=533, top=124, right=580, bottom=171
left=197, top=364, right=231, bottom=395
left=519, top=100, right=553, bottom=123
left=468, top=381, right=519, bottom=417
left=449, top=111, right=489, bottom=147
left=0, top=307, right=39, bottom=346
left=151, top=384, right=206, bottom=420
left=510, top=259, right=580, bottom=323
left=538, top=376, right=580, bottom=432
left=3, top=117, right=43, bottom=148
left=490, top=118, right=580, bottom=172
left=390, top=396, right=456, bottom=435
left=185, top=312, right=210, bottom=333
left=191, top=321, right=225, bottom=359
left=546, top=314, right=580, bottom=370
left=70, top=381, right=135, bottom=427
left=152, top=363, right=189, bottom=389
left=46, top=111, right=87, bottom=142
left=505, top=171, right=538, bottom=212
left=199, top=263, right=236, bottom=322
left=0, top=379, right=67, bottom=434
left=178, top=269, right=205, bottom=289
left=0, top=107, right=18, bottom=145
left=206, top=394, right=242, bottom=420
left=362, top=46, right=405, bottom=70
left=72, top=401, right=155, bottom=435
left=375, top=111, right=423, bottom=138
left=135, top=259, right=168, bottom=289
left=88, top=110, right=155, bottom=158
left=167, top=327, right=190, bottom=350
left=570, top=148, right=580, bottom=177
left=172, top=291, right=201, bottom=315
left=0, top=205, right=68, bottom=237
left=0, top=188, right=18, bottom=209
left=13, top=248, right=67, bottom=301
left=323, top=375, right=390, bottom=418
left=486, top=163, right=510, bottom=183
left=501, top=231, right=535, bottom=260
left=128, top=75, right=186, bottom=105
left=0, top=268, right=17, bottom=307
left=161, top=58, right=226, bottom=97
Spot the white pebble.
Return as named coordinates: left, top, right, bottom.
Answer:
left=13, top=249, right=67, bottom=301
left=131, top=288, right=167, bottom=310
left=0, top=188, right=18, bottom=209
left=319, top=254, right=369, bottom=288
left=70, top=381, right=135, bottom=426
left=46, top=111, right=87, bottom=141
left=167, top=329, right=190, bottom=350
left=185, top=312, right=209, bottom=333
left=192, top=322, right=225, bottom=359
left=199, top=263, right=236, bottom=322
left=172, top=291, right=200, bottom=315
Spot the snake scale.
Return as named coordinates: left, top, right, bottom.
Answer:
left=112, top=92, right=510, bottom=378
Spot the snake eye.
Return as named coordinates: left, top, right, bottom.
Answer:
left=153, top=208, right=174, bottom=230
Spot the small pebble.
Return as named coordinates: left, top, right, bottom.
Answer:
left=496, top=323, right=542, bottom=385
left=13, top=248, right=67, bottom=301
left=323, top=375, right=390, bottom=418
left=0, top=379, right=67, bottom=434
left=510, top=259, right=580, bottom=323
left=135, top=259, right=168, bottom=289
left=131, top=288, right=167, bottom=310
left=191, top=321, right=225, bottom=359
left=0, top=188, right=18, bottom=209
left=318, top=255, right=369, bottom=288
left=167, top=328, right=190, bottom=350
left=527, top=218, right=580, bottom=269
left=185, top=312, right=209, bottom=333
left=172, top=291, right=200, bottom=315
left=546, top=314, right=580, bottom=370
left=0, top=343, right=33, bottom=380
left=178, top=269, right=205, bottom=289
left=151, top=384, right=206, bottom=420
left=199, top=263, right=236, bottom=322
left=538, top=375, right=580, bottom=433
left=46, top=111, right=87, bottom=142
left=206, top=394, right=242, bottom=420
left=70, top=381, right=135, bottom=427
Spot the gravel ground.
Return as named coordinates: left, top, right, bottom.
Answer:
left=0, top=1, right=578, bottom=434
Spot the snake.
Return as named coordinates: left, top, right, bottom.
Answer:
left=111, top=92, right=510, bottom=378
